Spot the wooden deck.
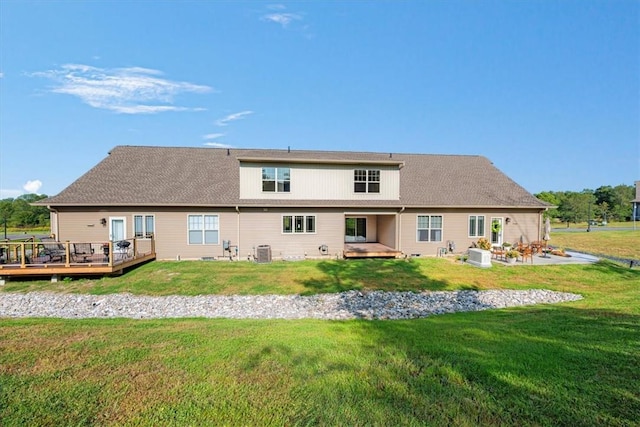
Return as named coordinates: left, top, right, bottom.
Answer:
left=343, top=242, right=402, bottom=259
left=0, top=238, right=156, bottom=281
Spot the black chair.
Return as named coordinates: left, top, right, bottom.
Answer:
left=73, top=243, right=94, bottom=262
left=40, top=239, right=67, bottom=263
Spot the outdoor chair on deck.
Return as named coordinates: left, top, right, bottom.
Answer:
left=72, top=243, right=94, bottom=262
left=40, top=239, right=67, bottom=263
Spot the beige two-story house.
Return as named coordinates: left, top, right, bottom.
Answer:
left=38, top=146, right=549, bottom=260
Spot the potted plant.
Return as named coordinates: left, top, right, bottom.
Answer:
left=506, top=249, right=519, bottom=264
left=476, top=238, right=492, bottom=250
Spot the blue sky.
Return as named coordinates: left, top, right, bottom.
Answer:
left=1, top=1, right=638, bottom=199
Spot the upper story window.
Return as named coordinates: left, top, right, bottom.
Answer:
left=262, top=167, right=290, bottom=192
left=354, top=169, right=380, bottom=193
left=133, top=214, right=155, bottom=239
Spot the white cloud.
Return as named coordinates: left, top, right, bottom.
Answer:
left=262, top=12, right=302, bottom=27
left=23, top=180, right=43, bottom=194
left=215, top=110, right=253, bottom=127
left=267, top=4, right=287, bottom=10
left=203, top=133, right=225, bottom=140
left=203, top=142, right=233, bottom=148
left=31, top=64, right=212, bottom=114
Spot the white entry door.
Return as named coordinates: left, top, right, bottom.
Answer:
left=490, top=217, right=503, bottom=246
left=109, top=217, right=126, bottom=242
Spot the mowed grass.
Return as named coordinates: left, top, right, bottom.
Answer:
left=549, top=229, right=640, bottom=260
left=1, top=232, right=639, bottom=425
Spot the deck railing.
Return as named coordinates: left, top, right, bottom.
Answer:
left=0, top=237, right=155, bottom=270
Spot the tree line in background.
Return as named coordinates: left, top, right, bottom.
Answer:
left=0, top=184, right=636, bottom=230
left=535, top=184, right=636, bottom=225
left=0, top=194, right=50, bottom=229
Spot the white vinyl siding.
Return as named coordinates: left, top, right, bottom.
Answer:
left=468, top=215, right=485, bottom=237
left=417, top=215, right=443, bottom=242
left=188, top=214, right=219, bottom=245
left=240, top=163, right=399, bottom=200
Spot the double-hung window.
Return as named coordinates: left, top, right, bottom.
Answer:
left=133, top=214, right=155, bottom=239
left=282, top=215, right=316, bottom=234
left=354, top=169, right=380, bottom=193
left=262, top=167, right=290, bottom=192
left=468, top=215, right=485, bottom=237
left=188, top=214, right=219, bottom=244
left=417, top=215, right=443, bottom=242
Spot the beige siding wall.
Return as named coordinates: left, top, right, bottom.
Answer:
left=53, top=206, right=542, bottom=261
left=55, top=207, right=238, bottom=260
left=399, top=208, right=543, bottom=256
left=377, top=215, right=396, bottom=248
left=238, top=208, right=345, bottom=259
left=239, top=162, right=400, bottom=200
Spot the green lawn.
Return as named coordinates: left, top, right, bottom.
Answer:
left=549, top=229, right=639, bottom=260
left=1, top=234, right=639, bottom=425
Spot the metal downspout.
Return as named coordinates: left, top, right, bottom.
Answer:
left=398, top=206, right=405, bottom=252
left=236, top=206, right=240, bottom=260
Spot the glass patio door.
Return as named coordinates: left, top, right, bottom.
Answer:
left=490, top=217, right=503, bottom=246
left=345, top=218, right=367, bottom=242
left=109, top=217, right=126, bottom=242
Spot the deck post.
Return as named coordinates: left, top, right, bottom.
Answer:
left=108, top=241, right=114, bottom=267
left=20, top=243, right=26, bottom=268
left=133, top=238, right=137, bottom=259
left=65, top=241, right=71, bottom=267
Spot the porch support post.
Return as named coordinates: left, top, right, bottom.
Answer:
left=65, top=241, right=71, bottom=267
left=108, top=241, right=114, bottom=267
left=20, top=243, right=26, bottom=268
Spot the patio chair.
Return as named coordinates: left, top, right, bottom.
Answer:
left=72, top=243, right=94, bottom=262
left=491, top=245, right=506, bottom=261
left=520, top=246, right=534, bottom=264
left=40, top=239, right=67, bottom=263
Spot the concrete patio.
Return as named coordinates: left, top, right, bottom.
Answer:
left=492, top=250, right=599, bottom=266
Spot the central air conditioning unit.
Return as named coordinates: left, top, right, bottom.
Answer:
left=256, top=245, right=272, bottom=263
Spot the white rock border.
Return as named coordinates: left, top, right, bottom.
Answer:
left=0, top=290, right=582, bottom=320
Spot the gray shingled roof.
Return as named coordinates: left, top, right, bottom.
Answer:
left=39, top=145, right=548, bottom=208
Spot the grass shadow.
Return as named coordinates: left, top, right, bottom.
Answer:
left=338, top=305, right=640, bottom=425
left=298, top=258, right=449, bottom=295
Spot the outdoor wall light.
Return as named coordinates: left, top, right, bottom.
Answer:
left=505, top=217, right=511, bottom=225
left=100, top=218, right=107, bottom=226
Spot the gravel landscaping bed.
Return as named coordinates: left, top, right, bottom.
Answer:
left=0, top=289, right=582, bottom=320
